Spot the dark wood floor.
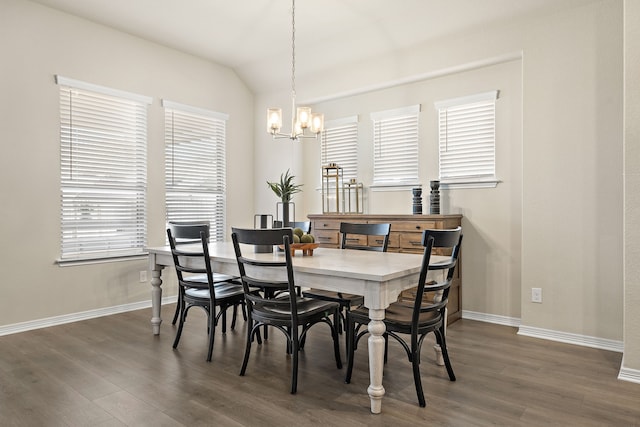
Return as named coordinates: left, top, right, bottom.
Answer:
left=1, top=306, right=639, bottom=426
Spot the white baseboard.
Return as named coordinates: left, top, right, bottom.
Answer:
left=0, top=296, right=176, bottom=337
left=618, top=366, right=640, bottom=384
left=461, top=310, right=521, bottom=327
left=462, top=310, right=624, bottom=353
left=517, top=324, right=623, bottom=353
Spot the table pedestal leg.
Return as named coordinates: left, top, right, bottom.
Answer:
left=367, top=308, right=386, bottom=414
left=150, top=267, right=164, bottom=335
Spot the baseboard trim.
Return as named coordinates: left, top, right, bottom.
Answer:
left=461, top=310, right=521, bottom=327
left=462, top=310, right=624, bottom=353
left=618, top=366, right=640, bottom=384
left=518, top=324, right=624, bottom=353
left=0, top=296, right=176, bottom=337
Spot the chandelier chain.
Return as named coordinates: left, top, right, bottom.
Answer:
left=291, top=0, right=296, bottom=100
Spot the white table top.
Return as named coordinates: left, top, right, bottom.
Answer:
left=147, top=241, right=435, bottom=283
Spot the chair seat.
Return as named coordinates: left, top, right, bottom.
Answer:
left=185, top=283, right=244, bottom=301
left=349, top=301, right=441, bottom=332
left=188, top=272, right=239, bottom=284
left=302, top=289, right=364, bottom=307
left=253, top=297, right=340, bottom=322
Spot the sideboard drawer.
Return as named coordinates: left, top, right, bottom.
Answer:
left=312, top=220, right=341, bottom=231
left=399, top=232, right=425, bottom=250
left=344, top=234, right=368, bottom=247
left=314, top=229, right=340, bottom=246
left=392, top=221, right=437, bottom=232
left=368, top=232, right=399, bottom=248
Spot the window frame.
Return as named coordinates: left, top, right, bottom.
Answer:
left=370, top=104, right=421, bottom=189
left=435, top=90, right=500, bottom=189
left=163, top=100, right=229, bottom=243
left=320, top=115, right=359, bottom=182
left=56, top=75, right=151, bottom=264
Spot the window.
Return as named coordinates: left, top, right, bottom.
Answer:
left=371, top=105, right=420, bottom=186
left=435, top=91, right=498, bottom=187
left=321, top=116, right=358, bottom=181
left=163, top=101, right=228, bottom=242
left=57, top=76, right=150, bottom=262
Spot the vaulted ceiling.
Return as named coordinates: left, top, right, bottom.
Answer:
left=31, top=0, right=597, bottom=94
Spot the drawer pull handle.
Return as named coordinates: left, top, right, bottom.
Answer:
left=318, top=236, right=331, bottom=241
left=410, top=241, right=421, bottom=246
left=415, top=225, right=421, bottom=230
left=375, top=239, right=383, bottom=244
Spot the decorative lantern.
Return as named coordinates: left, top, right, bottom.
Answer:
left=322, top=163, right=344, bottom=213
left=344, top=178, right=364, bottom=214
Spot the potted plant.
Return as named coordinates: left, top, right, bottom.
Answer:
left=267, top=169, right=302, bottom=226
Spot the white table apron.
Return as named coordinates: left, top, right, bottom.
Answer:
left=146, top=242, right=445, bottom=414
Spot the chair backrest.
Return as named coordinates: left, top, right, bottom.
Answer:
left=340, top=222, right=391, bottom=252
left=168, top=221, right=210, bottom=245
left=167, top=228, right=216, bottom=298
left=231, top=228, right=299, bottom=321
left=273, top=220, right=311, bottom=233
left=412, top=226, right=463, bottom=327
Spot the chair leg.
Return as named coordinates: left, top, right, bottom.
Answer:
left=291, top=335, right=299, bottom=394
left=331, top=309, right=343, bottom=369
left=172, top=302, right=186, bottom=349
left=240, top=322, right=255, bottom=376
left=345, top=315, right=355, bottom=383
left=335, top=307, right=344, bottom=334
left=171, top=296, right=181, bottom=325
left=206, top=304, right=216, bottom=362
left=241, top=300, right=248, bottom=320
left=230, top=304, right=238, bottom=330
left=384, top=332, right=389, bottom=364
left=221, top=307, right=227, bottom=334
left=436, top=328, right=456, bottom=381
left=411, top=348, right=426, bottom=407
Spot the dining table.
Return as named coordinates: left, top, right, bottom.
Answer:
left=146, top=241, right=445, bottom=414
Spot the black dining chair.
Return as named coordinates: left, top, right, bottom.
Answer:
left=302, top=222, right=391, bottom=336
left=345, top=226, right=462, bottom=407
left=231, top=227, right=342, bottom=394
left=167, top=221, right=246, bottom=328
left=167, top=228, right=245, bottom=362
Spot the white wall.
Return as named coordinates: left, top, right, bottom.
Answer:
left=623, top=0, right=640, bottom=373
left=301, top=60, right=523, bottom=319
left=254, top=0, right=626, bottom=345
left=0, top=0, right=254, bottom=326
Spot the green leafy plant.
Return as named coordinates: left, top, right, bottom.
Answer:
left=267, top=169, right=303, bottom=203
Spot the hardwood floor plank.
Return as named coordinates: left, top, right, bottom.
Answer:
left=1, top=306, right=639, bottom=426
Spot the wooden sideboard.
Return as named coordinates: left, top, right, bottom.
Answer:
left=307, top=213, right=463, bottom=323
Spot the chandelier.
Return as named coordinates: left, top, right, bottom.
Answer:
left=267, top=0, right=324, bottom=140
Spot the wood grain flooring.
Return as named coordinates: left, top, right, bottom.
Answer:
left=1, top=306, right=639, bottom=426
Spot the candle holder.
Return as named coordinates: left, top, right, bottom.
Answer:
left=412, top=187, right=422, bottom=215
left=429, top=180, right=440, bottom=214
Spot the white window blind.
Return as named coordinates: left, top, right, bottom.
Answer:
left=163, top=101, right=228, bottom=242
left=321, top=116, right=358, bottom=181
left=57, top=76, right=150, bottom=262
left=436, top=91, right=498, bottom=182
left=371, top=105, right=420, bottom=186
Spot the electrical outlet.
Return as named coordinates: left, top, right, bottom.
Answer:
left=531, top=287, right=542, bottom=303
left=139, top=270, right=148, bottom=283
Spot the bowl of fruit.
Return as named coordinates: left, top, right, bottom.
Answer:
left=281, top=227, right=319, bottom=256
